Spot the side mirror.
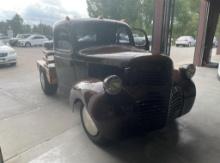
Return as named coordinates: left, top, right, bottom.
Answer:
left=132, top=28, right=149, bottom=51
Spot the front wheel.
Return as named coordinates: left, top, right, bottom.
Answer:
left=80, top=102, right=110, bottom=145
left=25, top=42, right=31, bottom=47
left=39, top=70, right=57, bottom=95
left=188, top=42, right=191, bottom=47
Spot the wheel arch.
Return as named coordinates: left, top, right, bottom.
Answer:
left=25, top=41, right=31, bottom=46
left=69, top=79, right=105, bottom=111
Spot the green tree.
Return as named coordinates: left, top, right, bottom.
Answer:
left=86, top=0, right=154, bottom=33
left=173, top=0, right=200, bottom=39
left=8, top=14, right=24, bottom=36
left=0, top=21, right=8, bottom=34
left=32, top=24, right=53, bottom=37
left=86, top=0, right=202, bottom=38
left=215, top=18, right=220, bottom=38
left=0, top=14, right=53, bottom=37
left=23, top=24, right=32, bottom=33
left=142, top=0, right=154, bottom=33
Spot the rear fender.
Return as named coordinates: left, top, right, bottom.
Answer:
left=37, top=60, right=57, bottom=85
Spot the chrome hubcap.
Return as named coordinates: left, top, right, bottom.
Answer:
left=82, top=107, right=98, bottom=136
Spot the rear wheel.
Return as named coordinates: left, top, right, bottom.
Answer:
left=78, top=101, right=110, bottom=145
left=25, top=42, right=31, bottom=47
left=39, top=70, right=57, bottom=95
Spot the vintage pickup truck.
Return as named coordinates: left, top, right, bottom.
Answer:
left=37, top=18, right=196, bottom=145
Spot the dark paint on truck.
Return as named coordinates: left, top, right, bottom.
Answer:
left=38, top=18, right=196, bottom=145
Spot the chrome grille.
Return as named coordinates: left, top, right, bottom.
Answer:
left=123, top=56, right=173, bottom=130
left=0, top=53, right=7, bottom=57
left=135, top=92, right=170, bottom=130
left=168, top=87, right=184, bottom=120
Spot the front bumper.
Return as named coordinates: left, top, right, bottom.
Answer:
left=175, top=41, right=189, bottom=46
left=0, top=55, right=17, bottom=65
left=89, top=80, right=196, bottom=139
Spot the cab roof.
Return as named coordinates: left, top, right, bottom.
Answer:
left=54, top=18, right=130, bottom=29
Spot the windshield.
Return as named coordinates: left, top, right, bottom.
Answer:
left=177, top=36, right=189, bottom=41
left=16, top=34, right=31, bottom=39
left=74, top=22, right=133, bottom=49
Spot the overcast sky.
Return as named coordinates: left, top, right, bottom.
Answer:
left=0, top=0, right=88, bottom=25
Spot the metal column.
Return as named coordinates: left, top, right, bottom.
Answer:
left=152, top=0, right=175, bottom=56
left=194, top=0, right=220, bottom=66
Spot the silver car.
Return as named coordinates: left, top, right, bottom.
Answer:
left=175, top=36, right=196, bottom=47
left=0, top=40, right=17, bottom=66
left=18, top=34, right=49, bottom=47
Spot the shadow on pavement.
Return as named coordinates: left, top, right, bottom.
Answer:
left=101, top=122, right=193, bottom=163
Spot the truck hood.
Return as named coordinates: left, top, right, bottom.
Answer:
left=78, top=45, right=152, bottom=67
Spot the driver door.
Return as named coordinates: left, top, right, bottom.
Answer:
left=54, top=27, right=77, bottom=94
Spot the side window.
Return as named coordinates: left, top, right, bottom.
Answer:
left=77, top=33, right=97, bottom=43
left=32, top=36, right=43, bottom=39
left=55, top=30, right=72, bottom=53
left=57, top=40, right=72, bottom=52
left=116, top=27, right=130, bottom=44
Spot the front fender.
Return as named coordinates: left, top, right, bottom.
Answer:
left=69, top=79, right=104, bottom=109
left=70, top=79, right=124, bottom=139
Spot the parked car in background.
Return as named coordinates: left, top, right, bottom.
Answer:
left=18, top=34, right=49, bottom=47
left=175, top=36, right=196, bottom=47
left=9, top=34, right=31, bottom=46
left=45, top=35, right=53, bottom=40
left=0, top=40, right=17, bottom=66
left=0, top=34, right=10, bottom=44
left=213, top=37, right=218, bottom=47
left=147, top=35, right=152, bottom=45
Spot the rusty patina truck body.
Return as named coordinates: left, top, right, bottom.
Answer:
left=37, top=18, right=196, bottom=145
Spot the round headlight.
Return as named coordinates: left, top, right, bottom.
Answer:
left=103, top=75, right=122, bottom=95
left=180, top=64, right=196, bottom=79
